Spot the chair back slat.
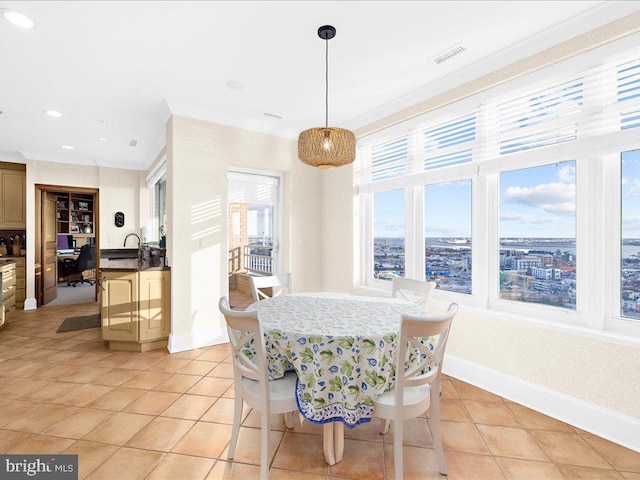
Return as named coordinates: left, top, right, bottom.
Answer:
left=392, top=277, right=436, bottom=309
left=396, top=304, right=457, bottom=389
left=219, top=297, right=269, bottom=385
left=250, top=273, right=292, bottom=302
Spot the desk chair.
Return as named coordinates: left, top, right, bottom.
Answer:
left=68, top=244, right=95, bottom=287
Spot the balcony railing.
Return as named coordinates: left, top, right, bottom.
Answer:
left=244, top=245, right=273, bottom=274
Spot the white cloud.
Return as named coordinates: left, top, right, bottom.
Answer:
left=625, top=178, right=640, bottom=197
left=503, top=182, right=575, bottom=215
left=374, top=220, right=404, bottom=232
left=500, top=213, right=557, bottom=223
left=556, top=164, right=575, bottom=183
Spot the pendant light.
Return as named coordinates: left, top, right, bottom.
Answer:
left=298, top=25, right=356, bottom=169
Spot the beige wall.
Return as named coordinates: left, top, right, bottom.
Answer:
left=447, top=311, right=640, bottom=419
left=166, top=115, right=321, bottom=350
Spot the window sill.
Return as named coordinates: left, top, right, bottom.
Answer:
left=353, top=284, right=640, bottom=349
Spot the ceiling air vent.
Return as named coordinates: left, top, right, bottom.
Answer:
left=264, top=112, right=283, bottom=120
left=431, top=44, right=466, bottom=65
left=129, top=139, right=137, bottom=147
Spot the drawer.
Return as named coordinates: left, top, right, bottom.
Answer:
left=3, top=284, right=16, bottom=298
left=4, top=295, right=16, bottom=314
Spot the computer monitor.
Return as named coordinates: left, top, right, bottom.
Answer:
left=56, top=235, right=73, bottom=251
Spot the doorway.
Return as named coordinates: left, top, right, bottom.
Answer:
left=227, top=169, right=283, bottom=302
left=35, top=185, right=100, bottom=307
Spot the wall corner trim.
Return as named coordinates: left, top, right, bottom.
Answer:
left=444, top=354, right=640, bottom=453
left=23, top=298, right=37, bottom=311
left=167, top=328, right=228, bottom=354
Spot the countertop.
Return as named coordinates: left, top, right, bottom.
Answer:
left=99, top=246, right=169, bottom=272
left=100, top=258, right=170, bottom=271
left=0, top=258, right=18, bottom=265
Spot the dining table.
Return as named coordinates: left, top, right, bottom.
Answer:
left=245, top=291, right=428, bottom=465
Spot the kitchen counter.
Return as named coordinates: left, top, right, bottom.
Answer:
left=99, top=247, right=168, bottom=271
left=0, top=258, right=18, bottom=265
left=100, top=258, right=170, bottom=271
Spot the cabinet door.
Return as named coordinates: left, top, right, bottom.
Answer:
left=139, top=270, right=171, bottom=341
left=0, top=170, right=26, bottom=228
left=101, top=271, right=139, bottom=341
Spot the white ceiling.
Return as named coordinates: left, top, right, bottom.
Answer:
left=0, top=1, right=638, bottom=171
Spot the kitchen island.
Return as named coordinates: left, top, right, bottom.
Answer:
left=100, top=251, right=170, bottom=352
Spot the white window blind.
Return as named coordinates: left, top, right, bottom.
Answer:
left=618, top=58, right=640, bottom=130
left=496, top=78, right=582, bottom=155
left=370, top=135, right=408, bottom=181
left=356, top=44, right=640, bottom=186
left=423, top=115, right=475, bottom=170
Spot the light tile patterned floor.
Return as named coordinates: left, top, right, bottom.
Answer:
left=1, top=297, right=639, bottom=479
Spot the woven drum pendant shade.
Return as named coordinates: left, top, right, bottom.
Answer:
left=298, top=25, right=356, bottom=169
left=298, top=127, right=356, bottom=168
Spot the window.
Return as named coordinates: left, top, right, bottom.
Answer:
left=425, top=180, right=472, bottom=294
left=499, top=162, right=576, bottom=309
left=373, top=189, right=405, bottom=280
left=356, top=37, right=640, bottom=339
left=147, top=160, right=167, bottom=243
left=621, top=149, right=640, bottom=320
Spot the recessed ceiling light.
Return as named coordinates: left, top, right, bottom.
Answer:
left=98, top=137, right=107, bottom=141
left=2, top=9, right=35, bottom=29
left=225, top=80, right=245, bottom=91
left=44, top=110, right=64, bottom=118
left=97, top=119, right=109, bottom=125
left=61, top=145, right=74, bottom=150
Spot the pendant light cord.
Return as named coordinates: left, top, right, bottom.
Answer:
left=325, top=36, right=329, bottom=128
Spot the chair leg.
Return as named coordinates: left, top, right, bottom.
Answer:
left=380, top=419, right=391, bottom=434
left=283, top=411, right=294, bottom=429
left=431, top=385, right=447, bottom=475
left=393, top=418, right=404, bottom=480
left=260, top=411, right=270, bottom=480
left=227, top=394, right=243, bottom=459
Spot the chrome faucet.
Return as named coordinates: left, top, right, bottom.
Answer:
left=123, top=233, right=140, bottom=248
left=124, top=233, right=145, bottom=266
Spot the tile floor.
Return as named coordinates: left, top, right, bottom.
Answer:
left=1, top=296, right=639, bottom=479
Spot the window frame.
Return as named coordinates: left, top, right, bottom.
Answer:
left=146, top=158, right=167, bottom=243
left=356, top=34, right=640, bottom=344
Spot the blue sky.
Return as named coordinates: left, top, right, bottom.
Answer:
left=373, top=161, right=578, bottom=239
left=499, top=161, right=575, bottom=239
left=622, top=149, right=640, bottom=238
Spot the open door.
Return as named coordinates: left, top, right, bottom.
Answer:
left=42, top=193, right=58, bottom=304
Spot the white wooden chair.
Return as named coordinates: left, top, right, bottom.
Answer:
left=373, top=303, right=458, bottom=480
left=392, top=277, right=436, bottom=310
left=249, top=273, right=291, bottom=302
left=218, top=297, right=298, bottom=480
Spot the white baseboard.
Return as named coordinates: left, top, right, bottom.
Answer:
left=168, top=329, right=228, bottom=353
left=23, top=298, right=37, bottom=311
left=444, top=354, right=640, bottom=453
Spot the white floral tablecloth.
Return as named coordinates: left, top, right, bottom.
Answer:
left=245, top=292, right=427, bottom=429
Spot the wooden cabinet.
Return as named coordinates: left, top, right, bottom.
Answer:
left=0, top=169, right=26, bottom=229
left=56, top=192, right=95, bottom=237
left=14, top=257, right=25, bottom=310
left=101, top=269, right=171, bottom=351
left=1, top=261, right=17, bottom=323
